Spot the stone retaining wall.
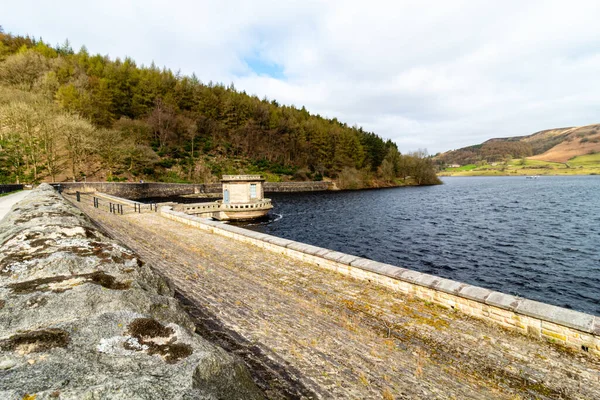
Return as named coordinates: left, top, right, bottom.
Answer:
left=0, top=185, right=23, bottom=195
left=160, top=207, right=600, bottom=357
left=0, top=185, right=263, bottom=399
left=264, top=181, right=332, bottom=192
left=52, top=181, right=332, bottom=199
left=51, top=182, right=207, bottom=199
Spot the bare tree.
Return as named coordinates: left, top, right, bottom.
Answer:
left=59, top=114, right=96, bottom=181
left=147, top=98, right=176, bottom=149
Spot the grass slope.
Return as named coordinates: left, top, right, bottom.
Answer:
left=439, top=153, right=600, bottom=176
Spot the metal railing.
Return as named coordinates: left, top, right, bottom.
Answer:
left=89, top=194, right=157, bottom=214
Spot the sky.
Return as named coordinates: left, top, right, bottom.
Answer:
left=3, top=0, right=600, bottom=154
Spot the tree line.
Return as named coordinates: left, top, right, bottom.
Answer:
left=435, top=141, right=534, bottom=167
left=0, top=28, right=440, bottom=186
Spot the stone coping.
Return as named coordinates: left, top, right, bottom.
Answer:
left=161, top=208, right=600, bottom=337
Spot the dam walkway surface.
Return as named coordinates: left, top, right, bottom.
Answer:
left=0, top=190, right=30, bottom=220
left=71, top=196, right=600, bottom=399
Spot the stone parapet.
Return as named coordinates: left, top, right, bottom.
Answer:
left=0, top=185, right=263, bottom=399
left=160, top=207, right=600, bottom=357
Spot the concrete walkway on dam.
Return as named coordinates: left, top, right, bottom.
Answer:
left=0, top=190, right=30, bottom=221
left=70, top=195, right=600, bottom=399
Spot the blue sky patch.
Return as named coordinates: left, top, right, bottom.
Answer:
left=244, top=56, right=285, bottom=79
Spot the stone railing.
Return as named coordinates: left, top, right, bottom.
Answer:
left=160, top=207, right=600, bottom=357
left=216, top=199, right=272, bottom=210
left=222, top=175, right=263, bottom=181
left=178, top=199, right=272, bottom=215
left=179, top=202, right=221, bottom=214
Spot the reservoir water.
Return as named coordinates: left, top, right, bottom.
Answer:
left=241, top=176, right=600, bottom=315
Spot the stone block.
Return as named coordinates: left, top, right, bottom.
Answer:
left=238, top=230, right=270, bottom=241
left=515, top=300, right=557, bottom=321
left=414, top=274, right=441, bottom=289
left=541, top=321, right=566, bottom=334
left=542, top=329, right=567, bottom=342
left=349, top=258, right=375, bottom=269
left=592, top=317, right=600, bottom=336
left=336, top=253, right=360, bottom=266
left=264, top=236, right=295, bottom=248
left=484, top=292, right=522, bottom=311
left=433, top=279, right=463, bottom=295
left=313, top=248, right=332, bottom=257
left=217, top=224, right=245, bottom=234
left=399, top=270, right=424, bottom=284
left=489, top=307, right=514, bottom=319
left=458, top=285, right=492, bottom=302
left=322, top=251, right=349, bottom=263
left=362, top=261, right=402, bottom=277
left=287, top=242, right=327, bottom=256
left=517, top=300, right=594, bottom=333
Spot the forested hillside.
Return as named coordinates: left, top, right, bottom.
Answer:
left=0, top=29, right=440, bottom=188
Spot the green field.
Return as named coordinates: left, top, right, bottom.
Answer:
left=439, top=153, right=600, bottom=176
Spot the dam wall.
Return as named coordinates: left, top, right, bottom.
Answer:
left=264, top=181, right=332, bottom=192
left=160, top=207, right=600, bottom=357
left=0, top=184, right=23, bottom=195
left=51, top=181, right=332, bottom=199
left=0, top=185, right=263, bottom=399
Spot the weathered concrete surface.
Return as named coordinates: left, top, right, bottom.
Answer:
left=0, top=185, right=263, bottom=399
left=72, top=196, right=600, bottom=400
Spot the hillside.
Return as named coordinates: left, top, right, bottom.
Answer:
left=435, top=124, right=600, bottom=173
left=0, top=29, right=440, bottom=188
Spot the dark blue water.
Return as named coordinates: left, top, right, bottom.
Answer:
left=242, top=176, right=600, bottom=315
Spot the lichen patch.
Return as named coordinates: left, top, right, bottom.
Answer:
left=0, top=329, right=70, bottom=354
left=123, top=318, right=193, bottom=364
left=8, top=271, right=131, bottom=294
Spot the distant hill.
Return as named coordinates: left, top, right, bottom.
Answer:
left=435, top=124, right=600, bottom=166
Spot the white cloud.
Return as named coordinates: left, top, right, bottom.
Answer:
left=3, top=0, right=600, bottom=153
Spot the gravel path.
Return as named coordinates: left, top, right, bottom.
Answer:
left=72, top=195, right=600, bottom=400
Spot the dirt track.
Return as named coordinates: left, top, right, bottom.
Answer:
left=71, top=195, right=600, bottom=399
